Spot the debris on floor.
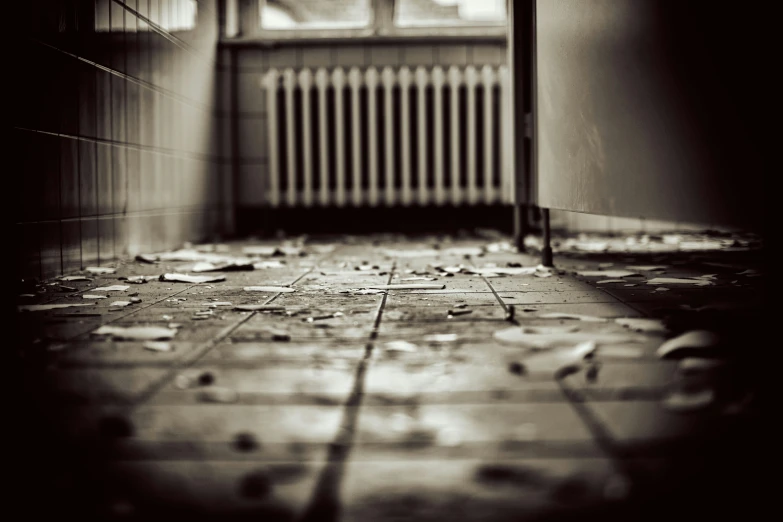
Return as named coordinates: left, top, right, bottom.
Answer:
left=59, top=275, right=92, bottom=281
left=537, top=312, right=608, bottom=323
left=85, top=266, right=116, bottom=274
left=662, top=389, right=715, bottom=412
left=94, top=285, right=130, bottom=292
left=615, top=317, right=667, bottom=333
left=91, top=325, right=178, bottom=340
left=191, top=261, right=254, bottom=272
left=160, top=273, right=227, bottom=284
left=125, top=275, right=158, bottom=284
left=18, top=302, right=96, bottom=312
left=143, top=341, right=173, bottom=352
left=233, top=304, right=286, bottom=312
left=244, top=286, right=295, bottom=293
left=646, top=277, right=714, bottom=286
left=17, top=231, right=765, bottom=519
left=384, top=340, right=419, bottom=353
left=656, top=330, right=721, bottom=358
left=368, top=284, right=445, bottom=290
left=576, top=269, right=639, bottom=278
left=494, top=327, right=643, bottom=349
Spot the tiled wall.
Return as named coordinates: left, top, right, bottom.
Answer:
left=230, top=42, right=508, bottom=206
left=13, top=0, right=230, bottom=280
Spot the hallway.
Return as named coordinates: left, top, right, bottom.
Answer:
left=15, top=232, right=767, bottom=521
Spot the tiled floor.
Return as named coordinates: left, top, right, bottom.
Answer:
left=14, top=234, right=767, bottom=521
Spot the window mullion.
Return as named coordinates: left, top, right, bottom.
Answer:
left=373, top=0, right=394, bottom=35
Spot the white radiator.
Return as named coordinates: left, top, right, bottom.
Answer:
left=260, top=65, right=513, bottom=207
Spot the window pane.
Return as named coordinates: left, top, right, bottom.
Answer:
left=260, top=0, right=371, bottom=30
left=395, top=0, right=506, bottom=27
left=95, top=0, right=197, bottom=32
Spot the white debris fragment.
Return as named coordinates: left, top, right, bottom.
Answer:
left=679, top=241, right=724, bottom=251
left=514, top=341, right=597, bottom=375
left=677, top=358, right=726, bottom=373
left=83, top=294, right=107, bottom=299
left=538, top=312, right=608, bottom=323
left=233, top=304, right=286, bottom=311
left=85, top=266, right=116, bottom=274
left=191, top=261, right=254, bottom=272
left=662, top=389, right=714, bottom=412
left=92, top=325, right=177, bottom=340
left=126, top=275, right=158, bottom=283
left=615, top=317, right=667, bottom=333
left=143, top=341, right=172, bottom=352
left=244, top=286, right=296, bottom=293
left=646, top=277, right=713, bottom=286
left=385, top=340, right=419, bottom=352
left=625, top=265, right=667, bottom=271
left=253, top=260, right=285, bottom=269
left=160, top=273, right=227, bottom=284
left=368, top=284, right=445, bottom=290
left=597, top=346, right=645, bottom=358
left=436, top=427, right=463, bottom=447
left=94, top=285, right=130, bottom=292
left=656, top=330, right=720, bottom=358
left=519, top=325, right=580, bottom=335
left=423, top=333, right=459, bottom=342
left=400, top=277, right=438, bottom=281
left=109, top=301, right=132, bottom=308
left=597, top=279, right=627, bottom=284
left=59, top=275, right=92, bottom=282
left=18, top=302, right=97, bottom=312
left=577, top=270, right=639, bottom=278
left=493, top=327, right=643, bottom=349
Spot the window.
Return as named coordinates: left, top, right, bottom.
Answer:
left=225, top=0, right=507, bottom=40
left=395, top=0, right=506, bottom=27
left=95, top=0, right=197, bottom=32
left=260, top=0, right=371, bottom=30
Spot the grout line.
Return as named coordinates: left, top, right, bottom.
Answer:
left=127, top=245, right=342, bottom=406
left=297, top=262, right=396, bottom=522
left=466, top=257, right=518, bottom=324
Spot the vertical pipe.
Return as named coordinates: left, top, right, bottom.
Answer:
left=415, top=66, right=428, bottom=206
left=315, top=68, right=329, bottom=206
left=432, top=66, right=445, bottom=205
left=366, top=68, right=379, bottom=206
left=482, top=65, right=495, bottom=204
left=349, top=67, right=363, bottom=206
left=261, top=69, right=279, bottom=207
left=283, top=68, right=296, bottom=207
left=333, top=68, right=346, bottom=207
left=465, top=65, right=477, bottom=205
left=448, top=66, right=461, bottom=205
left=399, top=66, right=412, bottom=206
left=300, top=69, right=313, bottom=207
left=382, top=67, right=395, bottom=206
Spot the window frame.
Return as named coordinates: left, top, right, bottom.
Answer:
left=222, top=0, right=508, bottom=45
